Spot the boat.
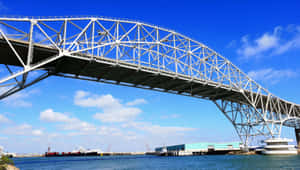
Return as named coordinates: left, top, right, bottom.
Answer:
left=157, top=146, right=168, bottom=156
left=262, top=138, right=298, bottom=155
left=85, top=149, right=102, bottom=156
left=45, top=146, right=103, bottom=157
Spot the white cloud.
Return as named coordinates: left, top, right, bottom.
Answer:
left=74, top=91, right=120, bottom=108
left=47, top=133, right=60, bottom=138
left=32, top=129, right=43, bottom=136
left=59, top=121, right=96, bottom=132
left=0, top=137, right=8, bottom=140
left=74, top=91, right=142, bottom=123
left=40, top=109, right=76, bottom=123
left=25, top=92, right=199, bottom=152
left=40, top=108, right=96, bottom=132
left=63, top=120, right=196, bottom=147
left=2, top=89, right=39, bottom=107
left=274, top=36, right=300, bottom=55
left=93, top=107, right=141, bottom=123
left=2, top=123, right=43, bottom=136
left=237, top=29, right=279, bottom=58
left=160, top=114, right=180, bottom=119
left=7, top=123, right=32, bottom=135
left=0, top=114, right=10, bottom=123
left=248, top=68, right=297, bottom=84
left=97, top=126, right=121, bottom=135
left=236, top=25, right=300, bottom=59
left=67, top=125, right=121, bottom=136
left=126, top=99, right=147, bottom=106
left=73, top=91, right=195, bottom=136
left=122, top=121, right=196, bottom=135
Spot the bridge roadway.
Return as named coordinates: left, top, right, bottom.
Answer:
left=0, top=38, right=299, bottom=117
left=0, top=17, right=299, bottom=146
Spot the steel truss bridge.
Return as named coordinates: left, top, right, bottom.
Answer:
left=0, top=17, right=299, bottom=146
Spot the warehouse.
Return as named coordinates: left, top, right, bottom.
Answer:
left=155, top=142, right=242, bottom=155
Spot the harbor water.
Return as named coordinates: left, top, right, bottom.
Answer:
left=12, top=155, right=300, bottom=169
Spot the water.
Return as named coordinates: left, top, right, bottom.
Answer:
left=13, top=155, right=300, bottom=169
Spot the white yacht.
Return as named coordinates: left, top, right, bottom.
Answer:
left=262, top=138, right=298, bottom=155
left=158, top=147, right=168, bottom=156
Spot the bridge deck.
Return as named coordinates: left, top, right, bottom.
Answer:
left=0, top=39, right=299, bottom=117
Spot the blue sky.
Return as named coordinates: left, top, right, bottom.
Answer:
left=0, top=0, right=300, bottom=153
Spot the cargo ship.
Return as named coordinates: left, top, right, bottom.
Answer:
left=45, top=147, right=102, bottom=157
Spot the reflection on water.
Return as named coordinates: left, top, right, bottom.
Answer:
left=13, top=155, right=300, bottom=170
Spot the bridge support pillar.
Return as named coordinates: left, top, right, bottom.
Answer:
left=295, top=128, right=300, bottom=152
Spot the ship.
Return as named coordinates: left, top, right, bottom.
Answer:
left=45, top=146, right=103, bottom=157
left=262, top=138, right=298, bottom=155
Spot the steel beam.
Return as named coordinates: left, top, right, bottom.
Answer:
left=0, top=17, right=298, bottom=146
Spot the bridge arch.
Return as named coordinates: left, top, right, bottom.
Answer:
left=0, top=16, right=299, bottom=146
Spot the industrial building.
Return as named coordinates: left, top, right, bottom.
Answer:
left=155, top=142, right=242, bottom=155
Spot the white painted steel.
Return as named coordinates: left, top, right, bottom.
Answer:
left=0, top=16, right=299, bottom=146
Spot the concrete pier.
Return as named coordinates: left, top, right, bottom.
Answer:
left=295, top=128, right=300, bottom=152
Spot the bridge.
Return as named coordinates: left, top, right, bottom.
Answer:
left=0, top=16, right=299, bottom=147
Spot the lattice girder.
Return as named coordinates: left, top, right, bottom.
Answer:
left=0, top=17, right=299, bottom=146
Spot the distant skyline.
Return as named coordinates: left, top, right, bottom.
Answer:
left=0, top=0, right=300, bottom=153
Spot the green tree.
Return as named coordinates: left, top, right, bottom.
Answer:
left=0, top=156, right=15, bottom=170
left=0, top=156, right=14, bottom=165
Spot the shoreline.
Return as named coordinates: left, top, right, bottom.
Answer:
left=13, top=151, right=259, bottom=158
left=12, top=149, right=300, bottom=158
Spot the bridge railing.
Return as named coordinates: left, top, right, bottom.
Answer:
left=0, top=17, right=299, bottom=137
